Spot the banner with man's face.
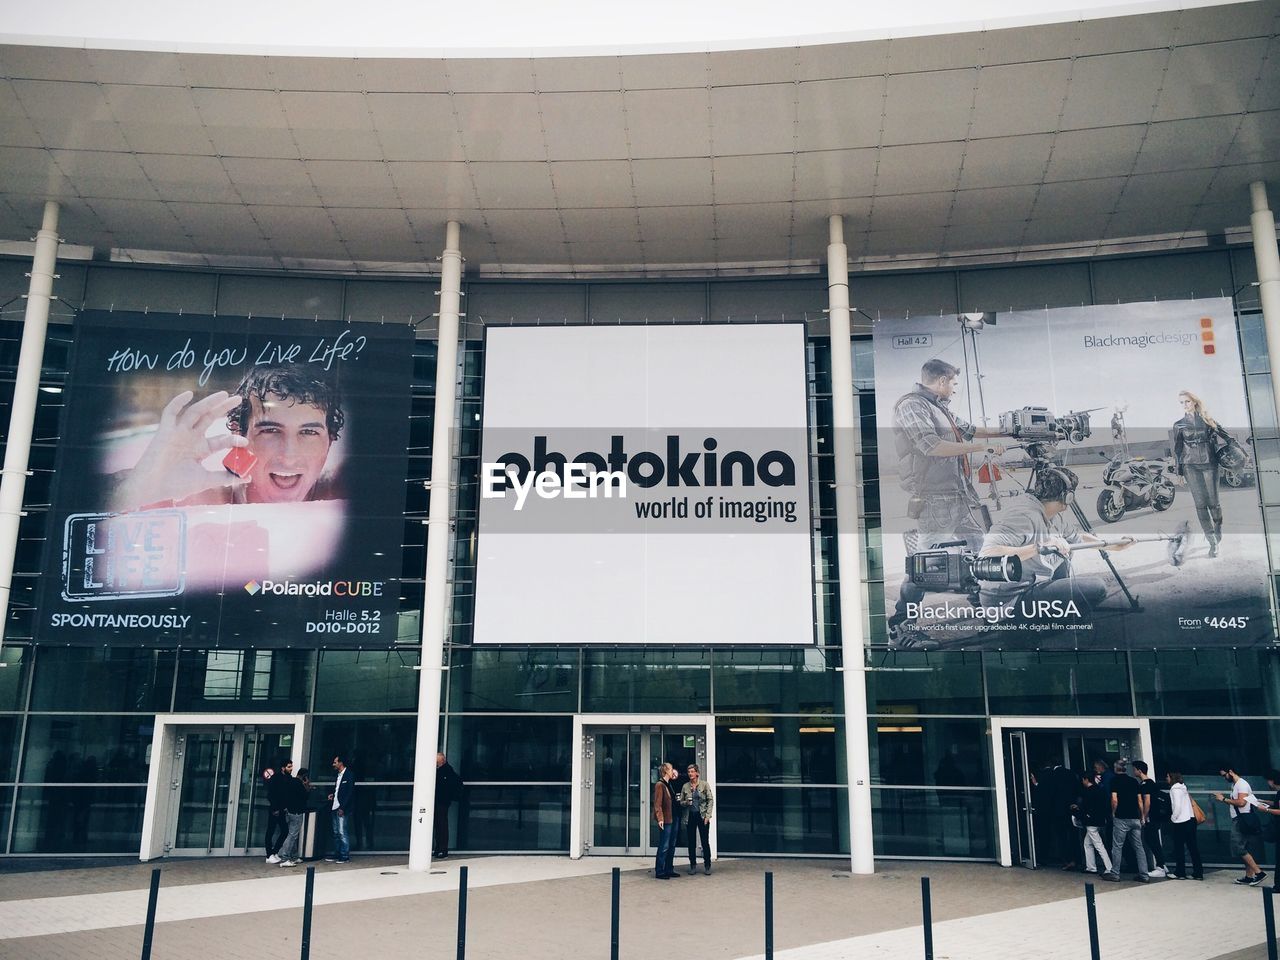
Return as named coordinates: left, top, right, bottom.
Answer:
left=874, top=298, right=1273, bottom=650
left=38, top=311, right=413, bottom=647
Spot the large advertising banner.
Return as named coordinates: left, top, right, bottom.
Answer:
left=473, top=323, right=814, bottom=646
left=39, top=311, right=413, bottom=647
left=875, top=298, right=1272, bottom=650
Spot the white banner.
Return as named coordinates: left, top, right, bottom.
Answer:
left=473, top=324, right=814, bottom=646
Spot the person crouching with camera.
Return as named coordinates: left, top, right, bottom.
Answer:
left=977, top=467, right=1129, bottom=622
left=888, top=359, right=1009, bottom=644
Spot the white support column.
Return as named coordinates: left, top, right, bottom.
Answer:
left=827, top=215, right=874, bottom=874
left=408, top=221, right=462, bottom=871
left=1251, top=182, right=1280, bottom=421
left=0, top=201, right=58, bottom=658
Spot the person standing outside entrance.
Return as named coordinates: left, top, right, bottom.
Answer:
left=1133, top=761, right=1167, bottom=878
left=887, top=358, right=1009, bottom=645
left=434, top=752, right=464, bottom=859
left=1074, top=772, right=1112, bottom=875
left=263, top=762, right=287, bottom=864
left=679, top=764, right=714, bottom=875
left=326, top=754, right=356, bottom=864
left=1214, top=764, right=1267, bottom=885
left=1103, top=767, right=1149, bottom=882
left=1165, top=771, right=1203, bottom=880
left=275, top=760, right=307, bottom=867
left=653, top=762, right=678, bottom=880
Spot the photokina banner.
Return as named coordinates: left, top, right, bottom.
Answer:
left=473, top=323, right=814, bottom=645
left=39, top=311, right=413, bottom=647
left=874, top=298, right=1273, bottom=651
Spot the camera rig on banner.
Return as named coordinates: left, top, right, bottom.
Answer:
left=905, top=539, right=1022, bottom=603
left=1007, top=427, right=1191, bottom=613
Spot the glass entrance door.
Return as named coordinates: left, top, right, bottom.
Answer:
left=1002, top=726, right=1143, bottom=869
left=582, top=724, right=707, bottom=856
left=167, top=726, right=293, bottom=856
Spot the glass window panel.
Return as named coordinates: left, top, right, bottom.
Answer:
left=454, top=785, right=570, bottom=851
left=866, top=650, right=986, bottom=715
left=716, top=786, right=847, bottom=854
left=1132, top=650, right=1280, bottom=716
left=1152, top=719, right=1276, bottom=778
left=341, top=785, right=411, bottom=852
left=1241, top=312, right=1270, bottom=375
left=984, top=652, right=1131, bottom=716
left=1257, top=439, right=1280, bottom=504
left=308, top=717, right=417, bottom=783
left=872, top=788, right=996, bottom=859
left=1247, top=375, right=1278, bottom=439
left=445, top=715, right=572, bottom=782
left=11, top=785, right=147, bottom=853
left=582, top=651, right=710, bottom=713
left=314, top=650, right=419, bottom=712
left=711, top=649, right=841, bottom=714
left=715, top=716, right=843, bottom=784
left=174, top=649, right=314, bottom=712
left=868, top=718, right=992, bottom=787
left=30, top=647, right=175, bottom=712
left=0, top=715, right=21, bottom=782
left=22, top=715, right=152, bottom=783
left=448, top=648, right=580, bottom=713
left=0, top=645, right=30, bottom=711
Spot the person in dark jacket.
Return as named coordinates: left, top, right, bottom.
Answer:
left=434, top=752, right=464, bottom=859
left=1173, top=390, right=1227, bottom=557
left=263, top=762, right=287, bottom=864
left=325, top=753, right=356, bottom=863
left=1074, top=772, right=1113, bottom=874
left=274, top=760, right=308, bottom=867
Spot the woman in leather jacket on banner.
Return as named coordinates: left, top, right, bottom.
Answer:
left=1172, top=390, right=1226, bottom=558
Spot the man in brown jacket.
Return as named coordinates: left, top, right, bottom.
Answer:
left=653, top=762, right=679, bottom=880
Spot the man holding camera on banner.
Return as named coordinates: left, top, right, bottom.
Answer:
left=888, top=359, right=1011, bottom=644
left=977, top=466, right=1127, bottom=621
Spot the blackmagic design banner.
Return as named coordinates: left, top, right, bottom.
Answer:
left=39, top=311, right=413, bottom=647
left=473, top=323, right=814, bottom=645
left=875, top=298, right=1272, bottom=650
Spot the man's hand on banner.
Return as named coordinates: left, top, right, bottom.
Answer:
left=111, top=390, right=251, bottom=510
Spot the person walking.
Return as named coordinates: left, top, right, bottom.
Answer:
left=262, top=762, right=287, bottom=864
left=1172, top=390, right=1227, bottom=558
left=325, top=753, right=356, bottom=864
left=433, top=752, right=464, bottom=859
left=679, top=763, right=714, bottom=875
left=1165, top=771, right=1203, bottom=880
left=653, top=762, right=679, bottom=880
left=275, top=760, right=307, bottom=867
left=1215, top=764, right=1267, bottom=885
left=1263, top=770, right=1280, bottom=878
left=1133, top=761, right=1168, bottom=878
left=1074, top=772, right=1113, bottom=875
left=1103, top=766, right=1149, bottom=883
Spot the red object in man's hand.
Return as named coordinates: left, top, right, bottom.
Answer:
left=222, top=446, right=257, bottom=478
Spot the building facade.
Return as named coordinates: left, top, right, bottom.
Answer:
left=0, top=1, right=1277, bottom=870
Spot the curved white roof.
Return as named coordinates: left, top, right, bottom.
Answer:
left=0, top=0, right=1240, bottom=58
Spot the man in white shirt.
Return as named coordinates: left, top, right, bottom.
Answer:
left=324, top=753, right=356, bottom=864
left=1214, top=764, right=1266, bottom=885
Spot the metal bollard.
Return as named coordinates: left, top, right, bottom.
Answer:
left=1085, top=882, right=1101, bottom=960
left=764, top=871, right=774, bottom=960
left=300, top=866, right=315, bottom=960
left=921, top=876, right=933, bottom=960
left=1265, top=885, right=1278, bottom=960
left=610, top=867, right=620, bottom=960
left=457, top=865, right=469, bottom=960
left=139, top=868, right=161, bottom=960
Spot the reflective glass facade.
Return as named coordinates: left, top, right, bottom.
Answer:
left=0, top=247, right=1272, bottom=862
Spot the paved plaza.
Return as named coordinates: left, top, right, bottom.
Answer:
left=0, top=856, right=1276, bottom=960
